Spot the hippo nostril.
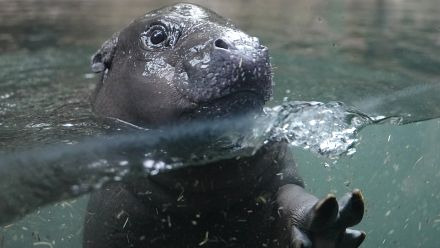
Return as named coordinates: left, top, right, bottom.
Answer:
left=214, top=38, right=229, bottom=50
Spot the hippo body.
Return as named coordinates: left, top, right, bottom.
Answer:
left=84, top=4, right=365, bottom=248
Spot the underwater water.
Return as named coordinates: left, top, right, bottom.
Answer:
left=0, top=0, right=439, bottom=247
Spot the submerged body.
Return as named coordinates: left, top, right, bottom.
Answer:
left=85, top=3, right=365, bottom=248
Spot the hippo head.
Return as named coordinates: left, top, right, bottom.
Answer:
left=91, top=3, right=272, bottom=127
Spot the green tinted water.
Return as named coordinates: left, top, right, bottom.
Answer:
left=1, top=0, right=439, bottom=247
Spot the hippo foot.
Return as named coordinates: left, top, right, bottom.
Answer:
left=276, top=185, right=366, bottom=248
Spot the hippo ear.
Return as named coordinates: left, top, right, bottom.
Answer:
left=91, top=32, right=119, bottom=73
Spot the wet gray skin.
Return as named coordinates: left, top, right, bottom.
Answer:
left=91, top=3, right=272, bottom=127
left=85, top=3, right=365, bottom=248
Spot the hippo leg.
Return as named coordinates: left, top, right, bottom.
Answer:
left=275, top=184, right=365, bottom=248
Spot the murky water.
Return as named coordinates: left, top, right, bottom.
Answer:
left=0, top=0, right=439, bottom=247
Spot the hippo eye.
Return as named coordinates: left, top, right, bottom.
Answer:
left=150, top=29, right=167, bottom=45
left=140, top=24, right=170, bottom=50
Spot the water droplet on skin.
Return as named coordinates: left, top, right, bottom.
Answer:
left=0, top=93, right=13, bottom=99
left=119, top=161, right=129, bottom=166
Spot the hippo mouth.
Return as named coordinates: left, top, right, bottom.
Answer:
left=174, top=61, right=272, bottom=104
left=181, top=90, right=266, bottom=120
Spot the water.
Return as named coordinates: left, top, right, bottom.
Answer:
left=1, top=0, right=439, bottom=247
left=0, top=100, right=376, bottom=226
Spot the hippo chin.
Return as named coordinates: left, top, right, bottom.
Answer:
left=84, top=3, right=366, bottom=248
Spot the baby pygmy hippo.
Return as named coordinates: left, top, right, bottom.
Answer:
left=84, top=3, right=365, bottom=248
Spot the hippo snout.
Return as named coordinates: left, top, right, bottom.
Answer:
left=176, top=31, right=272, bottom=104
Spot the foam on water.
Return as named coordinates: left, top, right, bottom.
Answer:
left=266, top=101, right=377, bottom=158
